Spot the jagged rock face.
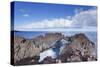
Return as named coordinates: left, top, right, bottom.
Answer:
left=14, top=38, right=38, bottom=63
left=59, top=33, right=96, bottom=62
left=70, top=33, right=96, bottom=60
left=13, top=33, right=64, bottom=64
left=12, top=33, right=97, bottom=65
left=33, top=33, right=64, bottom=50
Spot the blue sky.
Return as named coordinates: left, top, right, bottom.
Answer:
left=12, top=1, right=97, bottom=31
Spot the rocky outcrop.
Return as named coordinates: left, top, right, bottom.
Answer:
left=59, top=33, right=97, bottom=62
left=12, top=33, right=64, bottom=64
left=12, top=32, right=97, bottom=65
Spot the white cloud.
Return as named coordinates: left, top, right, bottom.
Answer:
left=72, top=9, right=97, bottom=28
left=16, top=9, right=97, bottom=31
left=19, top=9, right=26, bottom=12
left=22, top=14, right=30, bottom=17
left=18, top=18, right=73, bottom=29
left=19, top=9, right=30, bottom=17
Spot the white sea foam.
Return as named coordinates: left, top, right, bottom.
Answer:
left=39, top=49, right=57, bottom=62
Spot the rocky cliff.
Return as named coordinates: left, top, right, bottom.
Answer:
left=11, top=32, right=97, bottom=65
left=12, top=33, right=64, bottom=65
left=59, top=33, right=96, bottom=62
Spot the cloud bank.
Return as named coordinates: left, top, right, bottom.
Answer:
left=72, top=9, right=97, bottom=28
left=16, top=9, right=97, bottom=31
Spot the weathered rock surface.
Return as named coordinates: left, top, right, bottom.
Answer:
left=59, top=33, right=97, bottom=62
left=13, top=33, right=64, bottom=64
left=12, top=33, right=97, bottom=65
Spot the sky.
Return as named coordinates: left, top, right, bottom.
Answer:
left=12, top=1, right=97, bottom=31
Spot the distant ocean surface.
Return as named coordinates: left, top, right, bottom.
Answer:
left=13, top=31, right=97, bottom=45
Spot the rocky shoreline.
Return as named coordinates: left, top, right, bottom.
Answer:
left=11, top=32, right=97, bottom=65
